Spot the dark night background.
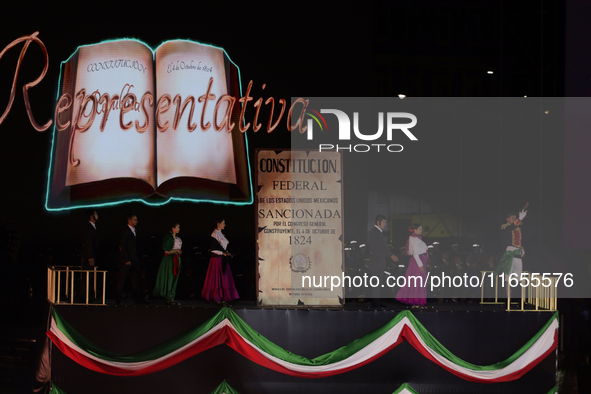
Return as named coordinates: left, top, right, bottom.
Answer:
left=0, top=1, right=590, bottom=393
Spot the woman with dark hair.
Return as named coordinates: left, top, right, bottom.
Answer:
left=153, top=222, right=182, bottom=305
left=201, top=218, right=239, bottom=304
left=396, top=223, right=428, bottom=308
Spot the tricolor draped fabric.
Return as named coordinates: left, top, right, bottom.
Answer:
left=47, top=307, right=558, bottom=382
left=48, top=381, right=558, bottom=394
left=210, top=379, right=240, bottom=394
left=389, top=382, right=557, bottom=394
left=48, top=383, right=68, bottom=393
left=392, top=383, right=420, bottom=394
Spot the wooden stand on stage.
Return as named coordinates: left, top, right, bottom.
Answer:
left=47, top=265, right=107, bottom=306
left=480, top=270, right=558, bottom=312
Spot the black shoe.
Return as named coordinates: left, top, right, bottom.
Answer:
left=136, top=299, right=149, bottom=305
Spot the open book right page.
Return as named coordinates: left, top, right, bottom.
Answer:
left=155, top=41, right=237, bottom=187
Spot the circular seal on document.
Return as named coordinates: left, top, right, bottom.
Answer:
left=290, top=253, right=311, bottom=273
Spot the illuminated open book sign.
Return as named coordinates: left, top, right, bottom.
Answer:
left=46, top=39, right=252, bottom=210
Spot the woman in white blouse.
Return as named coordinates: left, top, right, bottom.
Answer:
left=395, top=223, right=428, bottom=308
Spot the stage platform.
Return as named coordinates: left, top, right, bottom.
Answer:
left=46, top=301, right=557, bottom=394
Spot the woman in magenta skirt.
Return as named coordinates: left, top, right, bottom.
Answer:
left=201, top=218, right=239, bottom=304
left=396, top=223, right=428, bottom=308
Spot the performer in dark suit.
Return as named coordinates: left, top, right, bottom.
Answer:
left=79, top=209, right=99, bottom=302
left=367, top=215, right=398, bottom=308
left=117, top=213, right=144, bottom=304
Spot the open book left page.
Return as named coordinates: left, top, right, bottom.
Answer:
left=49, top=40, right=157, bottom=207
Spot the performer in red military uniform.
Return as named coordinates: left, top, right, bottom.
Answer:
left=495, top=205, right=528, bottom=296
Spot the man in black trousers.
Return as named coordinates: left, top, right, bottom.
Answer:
left=367, top=215, right=399, bottom=309
left=79, top=208, right=99, bottom=302
left=117, top=213, right=146, bottom=304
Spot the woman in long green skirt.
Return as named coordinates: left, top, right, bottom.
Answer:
left=153, top=222, right=182, bottom=305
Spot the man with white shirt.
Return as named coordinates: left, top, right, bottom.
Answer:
left=117, top=213, right=144, bottom=304
left=367, top=215, right=399, bottom=308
